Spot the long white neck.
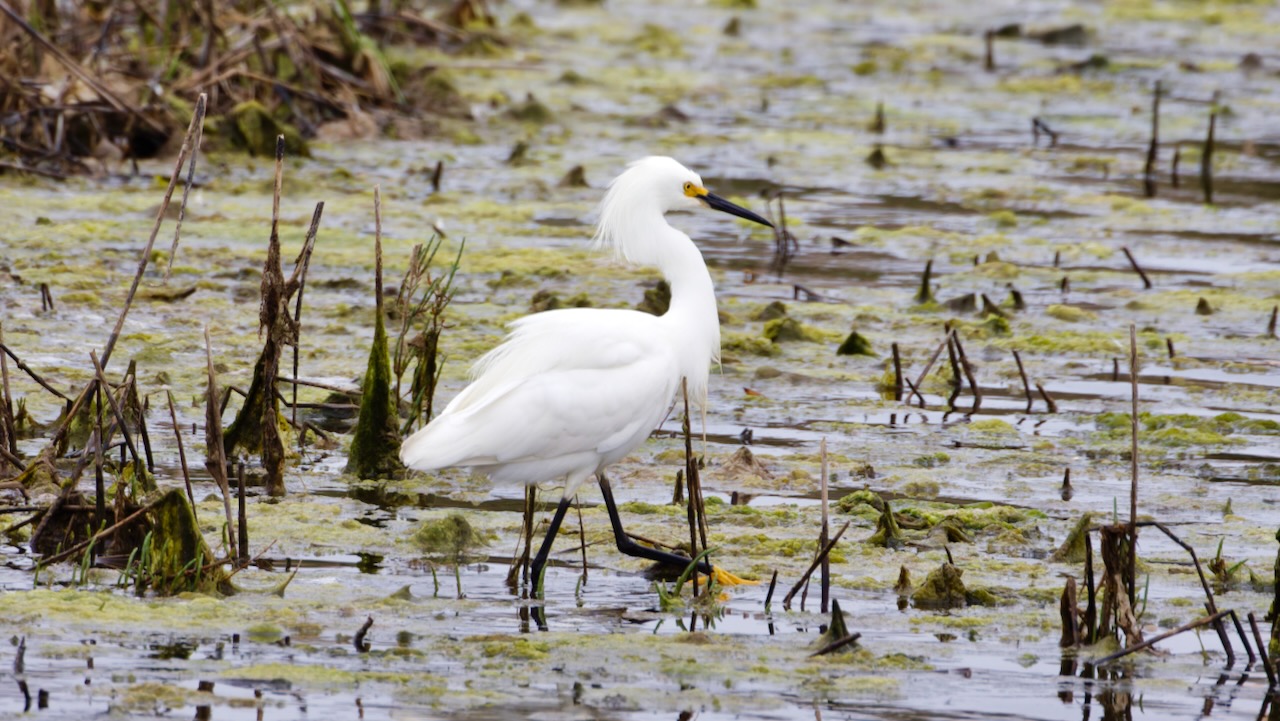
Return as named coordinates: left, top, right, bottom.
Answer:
left=652, top=222, right=720, bottom=408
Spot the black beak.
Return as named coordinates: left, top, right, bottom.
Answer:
left=700, top=192, right=774, bottom=228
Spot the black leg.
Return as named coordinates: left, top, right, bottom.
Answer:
left=597, top=473, right=711, bottom=574
left=530, top=495, right=573, bottom=597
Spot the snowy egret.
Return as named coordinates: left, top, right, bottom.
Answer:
left=400, top=156, right=772, bottom=590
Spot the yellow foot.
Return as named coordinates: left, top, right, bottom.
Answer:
left=708, top=565, right=758, bottom=587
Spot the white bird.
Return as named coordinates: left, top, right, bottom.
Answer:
left=400, top=156, right=772, bottom=591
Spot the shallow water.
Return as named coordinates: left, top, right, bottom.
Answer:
left=3, top=0, right=1280, bottom=719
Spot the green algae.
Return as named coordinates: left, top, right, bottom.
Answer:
left=763, top=317, right=824, bottom=344
left=412, top=513, right=488, bottom=562
left=911, top=562, right=967, bottom=609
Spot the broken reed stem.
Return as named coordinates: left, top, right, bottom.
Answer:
left=135, top=388, right=154, bottom=472
left=1133, top=521, right=1217, bottom=615
left=165, top=390, right=194, bottom=509
left=764, top=569, right=778, bottom=612
left=575, top=496, right=587, bottom=583
left=1012, top=349, right=1033, bottom=412
left=289, top=203, right=324, bottom=447
left=88, top=351, right=141, bottom=470
left=1227, top=609, right=1256, bottom=665
left=1121, top=247, right=1152, bottom=289
left=910, top=328, right=954, bottom=408
left=1267, top=306, right=1278, bottom=339
left=374, top=185, right=384, bottom=316
left=0, top=343, right=73, bottom=402
left=1201, top=93, right=1217, bottom=205
left=1143, top=80, right=1160, bottom=198
left=951, top=331, right=981, bottom=413
left=1127, top=324, right=1139, bottom=608
left=890, top=342, right=903, bottom=402
left=810, top=633, right=862, bottom=658
left=101, top=93, right=207, bottom=371
left=1248, top=612, right=1277, bottom=688
left=203, top=327, right=237, bottom=556
left=1094, top=610, right=1231, bottom=665
left=681, top=378, right=700, bottom=598
left=163, top=94, right=208, bottom=281
left=945, top=330, right=962, bottom=410
left=1084, top=532, right=1098, bottom=644
left=36, top=495, right=163, bottom=568
left=819, top=437, right=830, bottom=615
left=782, top=520, right=851, bottom=610
left=237, top=461, right=248, bottom=566
left=0, top=324, right=13, bottom=467
left=93, top=384, right=105, bottom=539
left=1035, top=382, right=1058, bottom=413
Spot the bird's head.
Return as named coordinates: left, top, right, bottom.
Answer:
left=594, top=156, right=772, bottom=265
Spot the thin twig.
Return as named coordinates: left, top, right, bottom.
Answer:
left=819, top=438, right=830, bottom=614
left=1121, top=247, right=1152, bottom=290
left=1127, top=324, right=1139, bottom=608
left=203, top=327, right=237, bottom=556
left=952, top=331, right=981, bottom=413
left=910, top=328, right=954, bottom=407
left=89, top=351, right=141, bottom=470
left=1036, top=382, right=1058, bottom=413
left=101, top=94, right=207, bottom=371
left=783, top=520, right=852, bottom=609
left=1012, top=349, right=1033, bottom=412
left=0, top=344, right=73, bottom=402
left=163, top=95, right=208, bottom=280
left=810, top=633, right=861, bottom=657
left=1248, top=612, right=1276, bottom=688
left=1093, top=610, right=1230, bottom=665
left=165, top=390, right=194, bottom=509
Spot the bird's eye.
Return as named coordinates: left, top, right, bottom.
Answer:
left=682, top=182, right=693, bottom=192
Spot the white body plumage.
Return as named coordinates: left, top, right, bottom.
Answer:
left=400, top=157, right=741, bottom=497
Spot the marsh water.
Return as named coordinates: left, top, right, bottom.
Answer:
left=3, top=0, right=1280, bottom=719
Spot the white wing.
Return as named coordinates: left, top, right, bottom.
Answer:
left=400, top=308, right=680, bottom=488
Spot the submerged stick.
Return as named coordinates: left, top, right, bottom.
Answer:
left=1012, top=349, right=1033, bottom=412
left=890, top=342, right=903, bottom=402
left=910, top=328, right=954, bottom=407
left=1121, top=247, right=1152, bottom=289
left=237, top=461, right=248, bottom=566
left=810, top=633, right=861, bottom=658
left=1248, top=612, right=1277, bottom=688
left=1142, top=81, right=1160, bottom=198
left=819, top=438, right=830, bottom=614
left=1201, top=94, right=1217, bottom=204
left=1036, top=382, right=1058, bottom=413
left=782, top=520, right=851, bottom=610
left=951, top=332, right=981, bottom=413
left=945, top=331, right=962, bottom=410
left=1267, top=306, right=1278, bottom=339
left=1094, top=610, right=1231, bottom=665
